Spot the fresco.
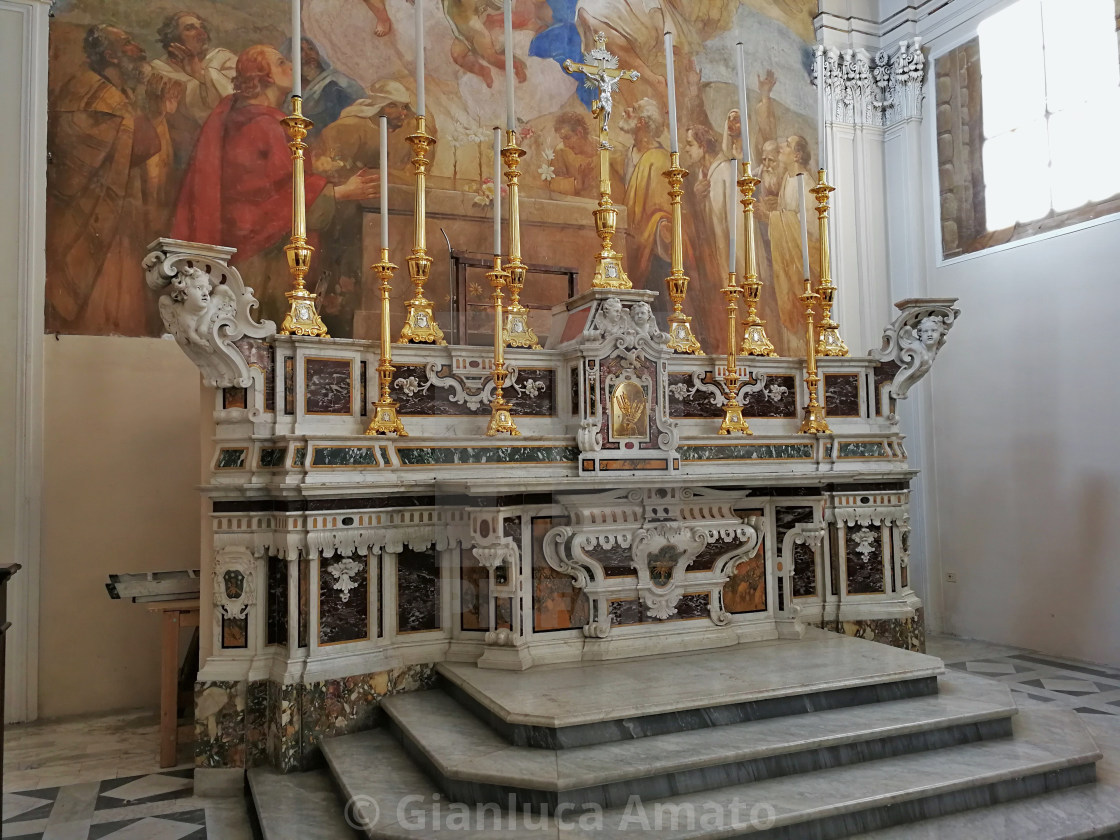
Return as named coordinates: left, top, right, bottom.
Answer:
left=46, top=0, right=821, bottom=355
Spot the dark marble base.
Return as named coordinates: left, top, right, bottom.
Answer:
left=441, top=674, right=939, bottom=750
left=195, top=664, right=437, bottom=772
left=820, top=607, right=927, bottom=653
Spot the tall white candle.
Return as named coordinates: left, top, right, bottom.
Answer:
left=817, top=47, right=827, bottom=173
left=664, top=31, right=679, bottom=152
left=380, top=116, right=389, bottom=251
left=504, top=0, right=515, bottom=132
left=797, top=173, right=810, bottom=280
left=493, top=128, right=502, bottom=255
left=735, top=42, right=751, bottom=162
left=291, top=0, right=301, bottom=97
left=729, top=159, right=738, bottom=274
left=415, top=0, right=425, bottom=115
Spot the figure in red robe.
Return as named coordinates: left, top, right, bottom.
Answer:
left=173, top=44, right=378, bottom=323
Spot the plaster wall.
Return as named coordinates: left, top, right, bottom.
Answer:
left=39, top=336, right=202, bottom=717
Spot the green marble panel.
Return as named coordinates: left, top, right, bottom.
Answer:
left=396, top=446, right=579, bottom=466
left=292, top=446, right=306, bottom=467
left=310, top=446, right=380, bottom=467
left=838, top=441, right=890, bottom=458
left=259, top=448, right=286, bottom=468
left=681, top=444, right=814, bottom=461
left=216, top=448, right=247, bottom=469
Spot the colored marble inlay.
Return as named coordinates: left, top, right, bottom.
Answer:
left=570, top=366, right=580, bottom=416
left=666, top=373, right=723, bottom=419
left=692, top=536, right=747, bottom=572
left=741, top=375, right=798, bottom=418
left=194, top=681, right=246, bottom=768
left=292, top=446, right=306, bottom=467
left=776, top=506, right=815, bottom=547
left=305, top=357, right=352, bottom=414
left=215, top=448, right=247, bottom=469
left=266, top=556, right=288, bottom=646
left=223, top=387, right=247, bottom=409
left=793, top=542, right=817, bottom=597
left=724, top=543, right=767, bottom=613
left=846, top=525, right=885, bottom=594
left=396, top=445, right=578, bottom=466
left=824, top=373, right=861, bottom=417
left=320, top=553, right=369, bottom=644
left=460, top=548, right=489, bottom=631
left=360, top=360, right=368, bottom=416
left=259, top=447, right=286, bottom=469
left=532, top=516, right=588, bottom=632
left=610, top=593, right=709, bottom=625
left=820, top=606, right=925, bottom=654
left=507, top=369, right=556, bottom=416
left=874, top=360, right=900, bottom=416
left=222, top=617, right=247, bottom=648
left=245, top=679, right=269, bottom=768
left=681, top=443, right=814, bottom=461
left=283, top=357, right=294, bottom=415
left=397, top=547, right=440, bottom=632
left=838, top=441, right=890, bottom=458
left=311, top=446, right=380, bottom=467
left=298, top=556, right=310, bottom=648
left=584, top=541, right=635, bottom=578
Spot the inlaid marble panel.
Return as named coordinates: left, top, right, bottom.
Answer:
left=838, top=441, right=890, bottom=458
left=396, top=445, right=578, bottom=466
left=873, top=360, right=900, bottom=416
left=319, top=553, right=369, bottom=644
left=824, top=373, right=861, bottom=417
left=666, top=373, right=723, bottom=419
left=776, top=506, right=815, bottom=546
left=724, top=542, right=767, bottom=613
left=820, top=606, right=925, bottom=653
left=222, top=387, right=247, bottom=409
left=310, top=446, right=380, bottom=467
left=305, top=357, right=352, bottom=415
left=846, top=525, right=885, bottom=594
left=569, top=366, right=580, bottom=416
left=215, top=448, right=246, bottom=469
left=359, top=360, right=367, bottom=416
left=397, top=547, right=440, bottom=633
left=740, top=374, right=798, bottom=418
left=682, top=443, right=814, bottom=461
left=221, top=618, right=247, bottom=648
left=298, top=556, right=310, bottom=648
left=194, top=681, right=246, bottom=768
left=259, top=447, right=286, bottom=469
left=495, top=596, right=513, bottom=630
left=283, top=357, right=294, bottom=415
left=266, top=556, right=288, bottom=646
left=584, top=542, right=635, bottom=578
left=532, top=516, right=588, bottom=632
left=793, top=542, right=817, bottom=598
left=245, top=679, right=269, bottom=768
left=609, top=592, right=709, bottom=625
left=391, top=365, right=554, bottom=416
left=460, top=548, right=489, bottom=631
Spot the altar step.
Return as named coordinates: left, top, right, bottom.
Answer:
left=246, top=633, right=1120, bottom=838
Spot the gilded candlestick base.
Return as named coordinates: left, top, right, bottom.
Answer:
left=486, top=258, right=520, bottom=436
left=741, top=322, right=776, bottom=356
left=399, top=251, right=446, bottom=344
left=366, top=395, right=407, bottom=436
left=817, top=320, right=849, bottom=357
left=280, top=284, right=330, bottom=336
left=799, top=394, right=832, bottom=434
left=502, top=259, right=541, bottom=349
left=486, top=395, right=521, bottom=436
left=667, top=313, right=702, bottom=355
left=719, top=397, right=753, bottom=436
left=592, top=203, right=632, bottom=289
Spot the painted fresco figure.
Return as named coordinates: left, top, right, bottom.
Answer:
left=361, top=0, right=395, bottom=36
left=172, top=45, right=380, bottom=324
left=46, top=24, right=172, bottom=336
left=769, top=134, right=819, bottom=357
left=549, top=110, right=598, bottom=197
left=617, top=98, right=671, bottom=288
left=150, top=12, right=237, bottom=168
left=442, top=0, right=531, bottom=87
left=288, top=37, right=365, bottom=137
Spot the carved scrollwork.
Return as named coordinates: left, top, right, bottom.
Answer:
left=872, top=298, right=960, bottom=399
left=144, top=238, right=275, bottom=388
left=213, top=546, right=257, bottom=620
left=632, top=524, right=708, bottom=620
left=588, top=297, right=670, bottom=351
left=815, top=39, right=926, bottom=127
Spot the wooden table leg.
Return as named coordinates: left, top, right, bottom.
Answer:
left=160, top=610, right=179, bottom=768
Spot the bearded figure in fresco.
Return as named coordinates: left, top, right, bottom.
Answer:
left=292, top=37, right=366, bottom=137
left=769, top=134, right=819, bottom=357
left=46, top=24, right=178, bottom=336
left=616, top=98, right=671, bottom=290
left=150, top=12, right=237, bottom=169
left=172, top=45, right=380, bottom=324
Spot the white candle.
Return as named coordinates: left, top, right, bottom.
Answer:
left=291, top=0, right=301, bottom=98
left=380, top=116, right=389, bottom=251
left=736, top=42, right=751, bottom=162
left=817, top=47, right=827, bottom=173
left=493, top=128, right=502, bottom=255
left=664, top=31, right=678, bottom=152
left=415, top=0, right=425, bottom=116
left=729, top=159, right=738, bottom=274
left=797, top=172, right=810, bottom=280
left=504, top=0, right=515, bottom=132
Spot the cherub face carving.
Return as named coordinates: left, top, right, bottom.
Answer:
left=916, top=316, right=942, bottom=346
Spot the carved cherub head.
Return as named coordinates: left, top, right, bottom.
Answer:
left=916, top=315, right=943, bottom=347
left=169, top=266, right=213, bottom=314
left=601, top=297, right=623, bottom=321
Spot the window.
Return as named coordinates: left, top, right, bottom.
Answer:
left=935, top=0, right=1120, bottom=258
left=978, top=0, right=1120, bottom=229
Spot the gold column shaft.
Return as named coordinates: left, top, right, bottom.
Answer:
left=279, top=95, right=328, bottom=337
left=798, top=275, right=831, bottom=434
left=738, top=161, right=776, bottom=357
left=399, top=115, right=446, bottom=344
left=365, top=247, right=407, bottom=435
left=590, top=126, right=629, bottom=289
left=719, top=272, right=751, bottom=435
left=662, top=152, right=702, bottom=354
left=486, top=256, right=520, bottom=436
left=501, top=132, right=540, bottom=349
left=811, top=168, right=848, bottom=356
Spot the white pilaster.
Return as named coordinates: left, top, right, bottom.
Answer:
left=0, top=0, right=48, bottom=724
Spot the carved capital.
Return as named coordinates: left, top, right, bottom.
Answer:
left=815, top=38, right=926, bottom=127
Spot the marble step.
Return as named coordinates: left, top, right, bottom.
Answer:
left=439, top=631, right=945, bottom=748
left=320, top=706, right=1102, bottom=839
left=248, top=765, right=364, bottom=840
left=382, top=670, right=1018, bottom=810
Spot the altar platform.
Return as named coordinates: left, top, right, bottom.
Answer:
left=247, top=632, right=1116, bottom=838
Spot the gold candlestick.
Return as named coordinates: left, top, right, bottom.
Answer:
left=486, top=256, right=520, bottom=436
left=501, top=132, right=540, bottom=349
left=563, top=34, right=639, bottom=289
left=662, top=152, right=702, bottom=354
left=811, top=169, right=848, bottom=356
left=399, top=115, right=446, bottom=344
left=280, top=96, right=329, bottom=337
left=365, top=248, right=407, bottom=436
left=737, top=161, right=776, bottom=357
left=798, top=275, right=831, bottom=434
left=719, top=271, right=752, bottom=435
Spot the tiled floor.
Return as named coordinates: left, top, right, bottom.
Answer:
left=3, top=634, right=1118, bottom=839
